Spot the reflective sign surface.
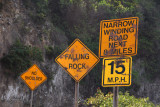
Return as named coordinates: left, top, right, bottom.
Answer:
left=102, top=57, right=132, bottom=87
left=55, top=39, right=99, bottom=82
left=21, top=64, right=47, bottom=90
left=99, top=17, right=139, bottom=58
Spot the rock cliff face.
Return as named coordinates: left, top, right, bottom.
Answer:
left=137, top=79, right=160, bottom=104
left=0, top=0, right=160, bottom=107
left=0, top=0, right=75, bottom=107
left=133, top=59, right=160, bottom=105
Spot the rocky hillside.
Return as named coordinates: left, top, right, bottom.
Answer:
left=0, top=0, right=160, bottom=107
left=0, top=0, right=75, bottom=107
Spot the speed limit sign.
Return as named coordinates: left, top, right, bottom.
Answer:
left=102, top=57, right=132, bottom=87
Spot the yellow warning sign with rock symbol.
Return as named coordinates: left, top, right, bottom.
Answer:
left=20, top=64, right=47, bottom=90
left=55, top=39, right=100, bottom=82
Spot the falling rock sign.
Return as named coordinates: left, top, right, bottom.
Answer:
left=55, top=39, right=100, bottom=82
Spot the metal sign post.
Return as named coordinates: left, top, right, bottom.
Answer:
left=99, top=17, right=139, bottom=107
left=113, top=87, right=119, bottom=107
left=75, top=82, right=79, bottom=107
left=30, top=90, right=33, bottom=107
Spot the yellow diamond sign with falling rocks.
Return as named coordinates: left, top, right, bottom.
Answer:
left=102, top=57, right=132, bottom=87
left=20, top=64, right=47, bottom=90
left=55, top=39, right=100, bottom=82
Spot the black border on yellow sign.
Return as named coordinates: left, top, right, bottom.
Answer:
left=20, top=64, right=47, bottom=91
left=55, top=38, right=100, bottom=82
left=102, top=57, right=132, bottom=87
left=99, top=17, right=139, bottom=58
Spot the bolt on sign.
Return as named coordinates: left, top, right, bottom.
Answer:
left=20, top=64, right=47, bottom=90
left=55, top=39, right=100, bottom=82
left=99, top=17, right=139, bottom=58
left=102, top=57, right=132, bottom=87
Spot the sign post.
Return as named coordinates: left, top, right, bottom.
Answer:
left=75, top=82, right=79, bottom=107
left=113, top=87, right=119, bottom=107
left=101, top=57, right=132, bottom=107
left=55, top=39, right=99, bottom=107
left=30, top=90, right=33, bottom=107
left=99, top=17, right=139, bottom=107
left=20, top=64, right=47, bottom=107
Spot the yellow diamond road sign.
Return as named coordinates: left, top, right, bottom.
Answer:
left=102, top=57, right=132, bottom=87
left=21, top=64, right=47, bottom=90
left=55, top=39, right=100, bottom=82
left=99, top=17, right=139, bottom=58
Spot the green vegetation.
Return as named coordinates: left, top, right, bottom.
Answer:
left=19, top=22, right=31, bottom=36
left=23, top=0, right=49, bottom=24
left=85, top=88, right=159, bottom=107
left=1, top=40, right=43, bottom=77
left=45, top=45, right=63, bottom=59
